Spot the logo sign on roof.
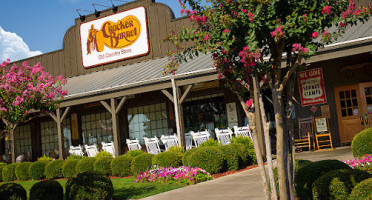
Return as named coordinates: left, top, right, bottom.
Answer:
left=80, top=6, right=149, bottom=68
left=298, top=68, right=327, bottom=107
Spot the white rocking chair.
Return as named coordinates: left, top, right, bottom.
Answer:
left=185, top=131, right=193, bottom=150
left=85, top=144, right=99, bottom=157
left=234, top=126, right=253, bottom=140
left=126, top=138, right=141, bottom=151
left=102, top=141, right=115, bottom=157
left=69, top=145, right=84, bottom=156
left=215, top=128, right=233, bottom=145
left=191, top=130, right=210, bottom=147
left=160, top=134, right=179, bottom=151
left=144, top=137, right=161, bottom=155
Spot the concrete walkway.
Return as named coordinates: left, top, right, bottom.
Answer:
left=141, top=147, right=354, bottom=200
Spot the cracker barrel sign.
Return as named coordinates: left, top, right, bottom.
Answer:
left=80, top=6, right=149, bottom=68
left=298, top=68, right=327, bottom=107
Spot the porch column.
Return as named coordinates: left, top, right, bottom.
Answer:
left=101, top=97, right=126, bottom=157
left=49, top=107, right=71, bottom=159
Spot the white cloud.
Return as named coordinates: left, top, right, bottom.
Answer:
left=0, top=26, right=42, bottom=62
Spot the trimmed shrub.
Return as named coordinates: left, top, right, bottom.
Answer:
left=295, top=160, right=351, bottom=200
left=30, top=180, right=63, bottom=200
left=167, top=146, right=184, bottom=158
left=231, top=136, right=256, bottom=163
left=351, top=127, right=372, bottom=157
left=349, top=176, right=372, bottom=200
left=218, top=145, right=239, bottom=171
left=95, top=151, right=114, bottom=159
left=295, top=159, right=312, bottom=174
left=94, top=157, right=113, bottom=176
left=2, top=163, right=19, bottom=182
left=152, top=151, right=182, bottom=168
left=37, top=155, right=53, bottom=162
left=356, top=164, right=372, bottom=175
left=66, top=155, right=85, bottom=160
left=131, top=153, right=154, bottom=175
left=62, top=159, right=80, bottom=178
left=188, top=146, right=225, bottom=174
left=75, top=157, right=96, bottom=174
left=230, top=143, right=250, bottom=166
left=183, top=147, right=203, bottom=166
left=126, top=150, right=144, bottom=157
left=29, top=161, right=50, bottom=180
left=0, top=162, right=7, bottom=182
left=111, top=154, right=134, bottom=177
left=45, top=159, right=65, bottom=179
left=15, top=162, right=32, bottom=181
left=0, top=183, right=27, bottom=200
left=65, top=171, right=114, bottom=200
left=312, top=169, right=371, bottom=200
left=199, top=138, right=220, bottom=147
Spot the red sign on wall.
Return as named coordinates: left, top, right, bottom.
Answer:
left=298, top=68, right=327, bottom=107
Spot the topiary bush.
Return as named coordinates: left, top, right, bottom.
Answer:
left=231, top=136, right=256, bottom=164
left=152, top=151, right=182, bottom=168
left=15, top=162, right=32, bottom=181
left=218, top=145, right=239, bottom=171
left=351, top=127, right=372, bottom=157
left=37, top=155, right=53, bottom=162
left=167, top=146, right=184, bottom=158
left=126, top=150, right=144, bottom=157
left=312, top=168, right=371, bottom=200
left=2, top=163, right=19, bottom=182
left=95, top=151, right=114, bottom=159
left=199, top=138, right=220, bottom=147
left=66, top=155, right=85, bottom=160
left=188, top=146, right=225, bottom=174
left=62, top=159, right=80, bottom=178
left=295, top=160, right=351, bottom=200
left=111, top=154, right=134, bottom=177
left=131, top=153, right=154, bottom=175
left=75, top=157, right=96, bottom=174
left=230, top=143, right=250, bottom=166
left=94, top=157, right=113, bottom=176
left=29, top=161, right=50, bottom=180
left=65, top=171, right=114, bottom=200
left=183, top=147, right=203, bottom=166
left=45, top=159, right=65, bottom=179
left=0, top=183, right=27, bottom=200
left=349, top=176, right=372, bottom=200
left=295, top=159, right=313, bottom=174
left=30, top=180, right=63, bottom=200
left=0, top=162, right=7, bottom=182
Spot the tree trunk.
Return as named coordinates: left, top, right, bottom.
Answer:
left=10, top=125, right=17, bottom=163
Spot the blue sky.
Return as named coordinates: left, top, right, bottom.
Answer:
left=0, top=0, right=185, bottom=62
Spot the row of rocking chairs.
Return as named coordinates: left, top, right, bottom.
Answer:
left=69, top=142, right=115, bottom=157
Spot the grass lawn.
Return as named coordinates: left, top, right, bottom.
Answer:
left=0, top=177, right=187, bottom=199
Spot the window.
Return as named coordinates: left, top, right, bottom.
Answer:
left=81, top=112, right=113, bottom=145
left=14, top=125, right=32, bottom=157
left=128, top=103, right=168, bottom=144
left=40, top=119, right=71, bottom=157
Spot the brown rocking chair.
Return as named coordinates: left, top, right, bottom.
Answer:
left=295, top=117, right=315, bottom=151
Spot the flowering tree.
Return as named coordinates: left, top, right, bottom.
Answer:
left=0, top=59, right=67, bottom=163
left=165, top=0, right=371, bottom=199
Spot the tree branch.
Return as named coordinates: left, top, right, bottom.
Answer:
left=279, top=54, right=302, bottom=92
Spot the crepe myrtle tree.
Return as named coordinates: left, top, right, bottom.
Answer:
left=0, top=59, right=67, bottom=163
left=164, top=0, right=371, bottom=199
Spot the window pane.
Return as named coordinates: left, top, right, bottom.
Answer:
left=351, top=90, right=357, bottom=98
left=365, top=87, right=371, bottom=96
left=345, top=91, right=351, bottom=98
left=340, top=100, right=346, bottom=108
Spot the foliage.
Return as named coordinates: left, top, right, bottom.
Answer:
left=45, top=159, right=65, bottom=179
left=37, top=155, right=53, bottom=162
left=65, top=171, right=114, bottom=200
left=126, top=150, right=144, bottom=158
left=295, top=159, right=313, bottom=174
left=0, top=162, right=7, bottom=182
left=351, top=128, right=372, bottom=157
left=199, top=138, right=220, bottom=147
left=345, top=154, right=372, bottom=171
left=295, top=160, right=351, bottom=199
left=312, top=168, right=371, bottom=200
left=0, top=183, right=27, bottom=200
left=62, top=159, right=79, bottom=178
left=182, top=147, right=203, bottom=166
left=231, top=136, right=256, bottom=164
left=348, top=176, right=372, bottom=200
left=167, top=146, right=185, bottom=158
left=15, top=162, right=32, bottom=181
left=131, top=153, right=154, bottom=175
left=96, top=150, right=114, bottom=159
left=188, top=146, right=225, bottom=174
left=75, top=157, right=96, bottom=174
left=29, top=161, right=49, bottom=180
left=152, top=151, right=182, bottom=168
left=66, top=155, right=85, bottom=160
left=135, top=166, right=212, bottom=185
left=29, top=180, right=63, bottom=200
left=2, top=163, right=19, bottom=182
left=111, top=154, right=134, bottom=177
left=218, top=145, right=239, bottom=171
left=94, top=157, right=113, bottom=176
left=230, top=143, right=250, bottom=166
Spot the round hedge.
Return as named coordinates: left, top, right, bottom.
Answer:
left=62, top=159, right=79, bottom=178
left=218, top=145, right=239, bottom=171
left=312, top=169, right=371, bottom=200
left=230, top=143, right=250, bottom=166
left=351, top=127, right=372, bottom=157
left=111, top=154, right=133, bottom=177
left=182, top=147, right=203, bottom=166
left=29, top=161, right=50, bottom=180
left=0, top=183, right=27, bottom=200
left=45, top=159, right=65, bottom=179
left=30, top=180, right=63, bottom=200
left=2, top=163, right=19, bottom=182
left=75, top=157, right=96, bottom=174
left=0, top=163, right=7, bottom=182
left=65, top=171, right=114, bottom=200
left=199, top=139, right=220, bottom=147
left=95, top=151, right=114, bottom=159
left=295, top=159, right=313, bottom=174
left=231, top=136, right=256, bottom=163
left=152, top=151, right=182, bottom=168
left=188, top=146, right=225, bottom=174
left=131, top=153, right=154, bottom=175
left=295, top=160, right=351, bottom=199
left=349, top=176, right=372, bottom=200
left=15, top=162, right=32, bottom=181
left=94, top=157, right=113, bottom=176
left=126, top=150, right=144, bottom=157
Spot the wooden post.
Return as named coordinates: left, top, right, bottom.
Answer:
left=171, top=78, right=182, bottom=146
left=50, top=107, right=71, bottom=159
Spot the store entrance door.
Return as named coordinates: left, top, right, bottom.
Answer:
left=359, top=82, right=372, bottom=130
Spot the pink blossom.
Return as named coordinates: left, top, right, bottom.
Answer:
left=270, top=25, right=284, bottom=40
left=203, top=34, right=209, bottom=41
left=322, top=6, right=331, bottom=15
left=224, top=28, right=230, bottom=33
left=246, top=98, right=253, bottom=108
left=312, top=32, right=319, bottom=39
left=247, top=12, right=255, bottom=21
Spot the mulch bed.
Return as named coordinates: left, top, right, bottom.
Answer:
left=211, top=164, right=259, bottom=179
